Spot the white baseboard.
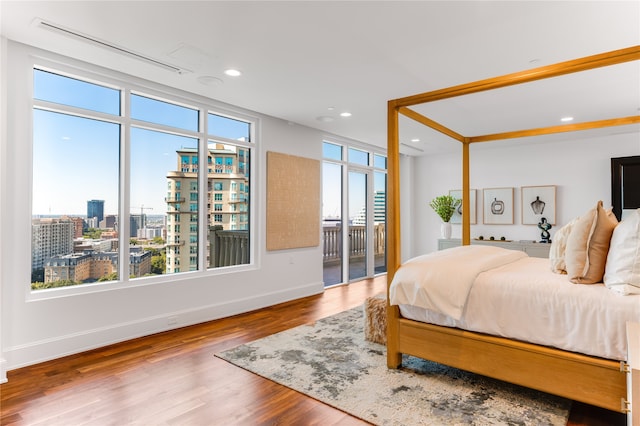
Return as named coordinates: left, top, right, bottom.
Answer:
left=3, top=281, right=323, bottom=374
left=0, top=357, right=7, bottom=383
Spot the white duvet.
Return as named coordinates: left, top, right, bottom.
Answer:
left=390, top=248, right=640, bottom=361
left=389, top=245, right=527, bottom=320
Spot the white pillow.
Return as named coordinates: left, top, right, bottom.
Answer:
left=604, top=208, right=640, bottom=295
left=549, top=217, right=579, bottom=274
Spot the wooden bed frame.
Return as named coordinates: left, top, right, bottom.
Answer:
left=386, top=46, right=640, bottom=414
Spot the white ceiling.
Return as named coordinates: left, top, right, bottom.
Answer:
left=2, top=1, right=639, bottom=155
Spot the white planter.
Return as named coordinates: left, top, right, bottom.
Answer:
left=441, top=222, right=452, bottom=239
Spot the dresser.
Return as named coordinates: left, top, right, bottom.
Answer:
left=438, top=238, right=551, bottom=258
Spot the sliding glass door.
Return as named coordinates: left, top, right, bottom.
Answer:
left=348, top=170, right=367, bottom=281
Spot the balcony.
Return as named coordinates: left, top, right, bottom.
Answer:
left=208, top=224, right=386, bottom=286
left=165, top=241, right=185, bottom=247
left=165, top=197, right=186, bottom=203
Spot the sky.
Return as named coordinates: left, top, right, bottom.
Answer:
left=32, top=69, right=249, bottom=217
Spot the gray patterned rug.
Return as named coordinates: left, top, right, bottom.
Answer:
left=216, top=307, right=571, bottom=425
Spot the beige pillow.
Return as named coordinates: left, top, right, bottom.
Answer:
left=549, top=217, right=579, bottom=274
left=604, top=208, right=640, bottom=294
left=565, top=201, right=618, bottom=284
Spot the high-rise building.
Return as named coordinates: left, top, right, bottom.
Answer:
left=374, top=190, right=386, bottom=224
left=87, top=199, right=105, bottom=223
left=351, top=191, right=386, bottom=226
left=31, top=218, right=75, bottom=271
left=165, top=145, right=249, bottom=273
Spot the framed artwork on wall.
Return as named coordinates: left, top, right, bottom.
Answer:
left=483, top=187, right=513, bottom=225
left=521, top=185, right=556, bottom=225
left=449, top=189, right=477, bottom=224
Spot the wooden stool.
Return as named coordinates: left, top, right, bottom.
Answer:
left=364, top=293, right=387, bottom=344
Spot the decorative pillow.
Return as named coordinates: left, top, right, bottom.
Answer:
left=549, top=217, right=579, bottom=274
left=604, top=208, right=640, bottom=294
left=565, top=201, right=619, bottom=284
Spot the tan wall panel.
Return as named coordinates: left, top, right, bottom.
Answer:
left=266, top=151, right=320, bottom=251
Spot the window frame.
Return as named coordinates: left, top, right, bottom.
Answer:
left=23, top=51, right=258, bottom=301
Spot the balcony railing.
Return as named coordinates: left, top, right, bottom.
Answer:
left=323, top=223, right=385, bottom=262
left=209, top=225, right=249, bottom=267
left=206, top=224, right=386, bottom=268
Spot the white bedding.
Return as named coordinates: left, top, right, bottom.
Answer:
left=389, top=245, right=527, bottom=320
left=392, top=255, right=640, bottom=361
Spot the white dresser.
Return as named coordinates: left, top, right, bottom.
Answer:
left=438, top=238, right=551, bottom=259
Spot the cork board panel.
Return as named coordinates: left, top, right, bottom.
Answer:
left=266, top=151, right=320, bottom=250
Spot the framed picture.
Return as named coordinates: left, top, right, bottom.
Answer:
left=449, top=189, right=477, bottom=224
left=483, top=187, right=513, bottom=225
left=521, top=185, right=556, bottom=225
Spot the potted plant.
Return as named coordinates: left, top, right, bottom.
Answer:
left=429, top=195, right=461, bottom=239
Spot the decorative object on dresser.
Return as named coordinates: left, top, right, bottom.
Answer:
left=522, top=185, right=557, bottom=225
left=538, top=217, right=552, bottom=243
left=482, top=187, right=514, bottom=225
left=429, top=194, right=460, bottom=239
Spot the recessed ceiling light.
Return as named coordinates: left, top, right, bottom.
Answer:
left=560, top=116, right=574, bottom=122
left=224, top=69, right=242, bottom=77
left=327, top=107, right=335, bottom=111
left=340, top=112, right=352, bottom=117
left=411, top=138, right=420, bottom=143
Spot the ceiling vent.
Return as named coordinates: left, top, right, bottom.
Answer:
left=34, top=18, right=190, bottom=74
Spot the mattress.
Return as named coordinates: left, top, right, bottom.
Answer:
left=396, top=256, right=640, bottom=361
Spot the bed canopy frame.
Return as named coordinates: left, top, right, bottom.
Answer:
left=386, top=46, right=640, bottom=414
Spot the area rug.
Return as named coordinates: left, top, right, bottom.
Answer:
left=216, top=307, right=571, bottom=425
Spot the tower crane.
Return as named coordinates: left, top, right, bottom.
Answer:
left=131, top=205, right=153, bottom=229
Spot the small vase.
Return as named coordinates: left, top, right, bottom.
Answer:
left=440, top=222, right=452, bottom=239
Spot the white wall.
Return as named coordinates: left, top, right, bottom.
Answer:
left=0, top=36, right=7, bottom=381
left=0, top=41, right=340, bottom=377
left=406, top=133, right=640, bottom=259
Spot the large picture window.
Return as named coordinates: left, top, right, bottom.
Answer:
left=31, top=66, right=253, bottom=292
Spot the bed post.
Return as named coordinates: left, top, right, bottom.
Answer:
left=386, top=100, right=402, bottom=368
left=462, top=141, right=471, bottom=246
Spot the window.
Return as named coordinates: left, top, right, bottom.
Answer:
left=348, top=147, right=369, bottom=166
left=30, top=64, right=254, bottom=293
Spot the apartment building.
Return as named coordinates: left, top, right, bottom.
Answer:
left=165, top=145, right=249, bottom=273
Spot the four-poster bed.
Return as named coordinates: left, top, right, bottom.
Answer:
left=386, top=45, right=640, bottom=416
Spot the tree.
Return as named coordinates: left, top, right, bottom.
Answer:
left=83, top=228, right=103, bottom=239
left=97, top=272, right=118, bottom=282
left=151, top=250, right=166, bottom=275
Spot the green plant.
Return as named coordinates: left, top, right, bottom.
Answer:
left=429, top=195, right=461, bottom=223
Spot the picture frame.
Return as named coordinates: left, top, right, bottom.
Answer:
left=521, top=185, right=556, bottom=225
left=449, top=189, right=477, bottom=224
left=482, top=187, right=513, bottom=225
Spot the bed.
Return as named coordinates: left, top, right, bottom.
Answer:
left=385, top=46, right=640, bottom=416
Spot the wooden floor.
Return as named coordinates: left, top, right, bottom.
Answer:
left=0, top=276, right=626, bottom=425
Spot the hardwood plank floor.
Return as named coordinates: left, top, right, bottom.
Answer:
left=0, top=276, right=626, bottom=425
